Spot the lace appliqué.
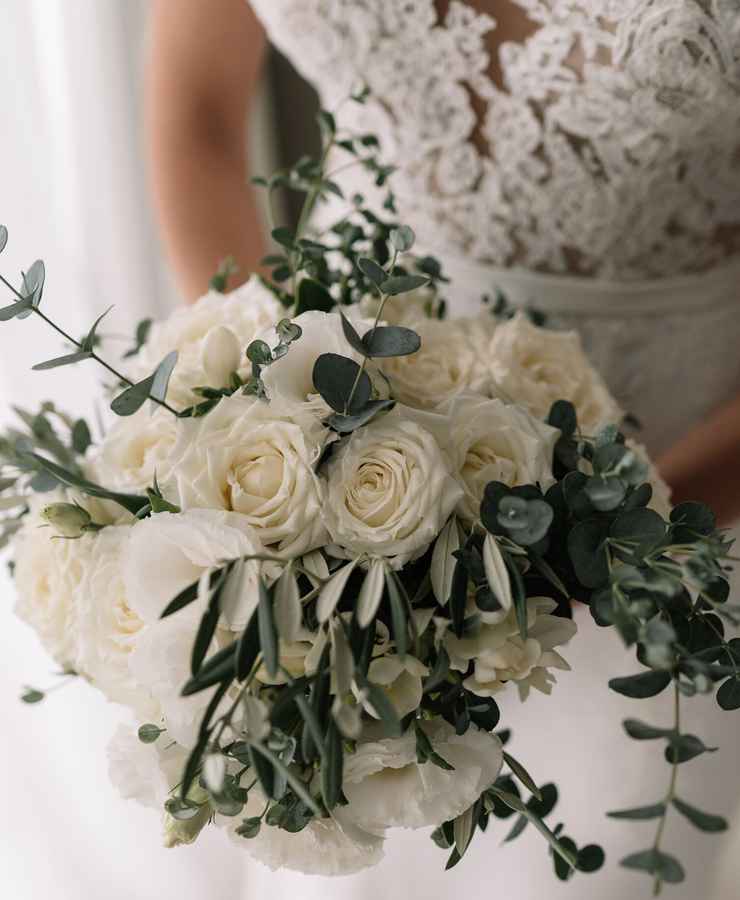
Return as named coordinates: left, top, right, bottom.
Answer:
left=250, top=0, right=740, bottom=281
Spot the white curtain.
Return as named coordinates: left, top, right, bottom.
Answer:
left=0, top=3, right=245, bottom=897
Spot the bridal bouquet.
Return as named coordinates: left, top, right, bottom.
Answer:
left=4, top=100, right=738, bottom=893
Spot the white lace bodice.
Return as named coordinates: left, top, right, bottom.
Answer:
left=250, top=0, right=740, bottom=281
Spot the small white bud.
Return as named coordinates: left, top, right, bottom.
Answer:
left=40, top=503, right=92, bottom=539
left=201, top=325, right=242, bottom=386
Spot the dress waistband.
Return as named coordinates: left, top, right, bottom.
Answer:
left=438, top=256, right=740, bottom=318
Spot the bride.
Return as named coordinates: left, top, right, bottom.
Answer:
left=146, top=1, right=740, bottom=897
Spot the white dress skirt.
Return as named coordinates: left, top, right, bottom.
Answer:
left=240, top=257, right=740, bottom=900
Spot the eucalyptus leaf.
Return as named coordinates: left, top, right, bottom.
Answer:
left=81, top=305, right=114, bottom=352
left=362, top=325, right=421, bottom=358
left=150, top=350, right=179, bottom=405
left=0, top=225, right=7, bottom=254
left=295, top=278, right=333, bottom=315
left=607, top=803, right=666, bottom=820
left=0, top=298, right=32, bottom=321
left=389, top=225, right=415, bottom=252
left=32, top=350, right=93, bottom=371
left=357, top=257, right=386, bottom=287
left=623, top=719, right=675, bottom=740
left=312, top=353, right=371, bottom=415
left=110, top=374, right=156, bottom=417
left=339, top=312, right=367, bottom=356
left=672, top=797, right=727, bottom=832
left=716, top=676, right=740, bottom=711
left=326, top=399, right=395, bottom=433
left=621, top=849, right=685, bottom=884
left=609, top=671, right=672, bottom=699
left=379, top=274, right=429, bottom=296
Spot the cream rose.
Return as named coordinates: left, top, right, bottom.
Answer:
left=87, top=406, right=178, bottom=493
left=134, top=275, right=282, bottom=406
left=381, top=315, right=494, bottom=410
left=488, top=312, right=623, bottom=433
left=323, top=418, right=463, bottom=568
left=422, top=395, right=559, bottom=523
left=162, top=394, right=329, bottom=558
left=343, top=720, right=503, bottom=831
left=446, top=596, right=577, bottom=700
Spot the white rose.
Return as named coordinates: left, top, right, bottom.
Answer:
left=446, top=597, right=577, bottom=701
left=162, top=394, right=329, bottom=558
left=227, top=791, right=384, bottom=876
left=135, top=276, right=282, bottom=406
left=381, top=316, right=494, bottom=410
left=488, top=312, right=623, bottom=433
left=87, top=406, right=178, bottom=493
left=343, top=720, right=503, bottom=831
left=123, top=508, right=262, bottom=624
left=323, top=418, right=463, bottom=568
left=13, top=501, right=94, bottom=667
left=258, top=309, right=367, bottom=409
left=76, top=526, right=157, bottom=715
left=420, top=395, right=559, bottom=523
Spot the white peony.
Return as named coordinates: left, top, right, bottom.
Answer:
left=258, top=309, right=367, bottom=409
left=88, top=406, right=178, bottom=494
left=76, top=526, right=156, bottom=714
left=323, top=418, right=463, bottom=568
left=227, top=791, right=384, bottom=876
left=446, top=597, right=577, bottom=700
left=421, top=395, right=559, bottom=523
left=162, top=394, right=329, bottom=558
left=134, top=275, right=282, bottom=406
left=13, top=502, right=94, bottom=668
left=487, top=312, right=623, bottom=433
left=380, top=316, right=494, bottom=410
left=343, top=720, right=502, bottom=831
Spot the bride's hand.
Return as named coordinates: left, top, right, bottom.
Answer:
left=146, top=0, right=268, bottom=301
left=659, top=387, right=740, bottom=525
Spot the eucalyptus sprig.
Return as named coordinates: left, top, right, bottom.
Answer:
left=0, top=231, right=180, bottom=418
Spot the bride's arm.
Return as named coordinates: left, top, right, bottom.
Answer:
left=659, top=390, right=740, bottom=525
left=146, top=0, right=268, bottom=302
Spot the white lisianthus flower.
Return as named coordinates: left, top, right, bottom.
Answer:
left=123, top=508, right=262, bottom=624
left=446, top=597, right=578, bottom=700
left=227, top=791, right=384, bottom=876
left=417, top=395, right=559, bottom=523
left=626, top=439, right=673, bottom=519
left=380, top=316, right=494, bottom=410
left=13, top=500, right=94, bottom=668
left=128, top=615, right=230, bottom=747
left=323, top=418, right=463, bottom=568
left=87, top=406, right=178, bottom=493
left=363, top=654, right=429, bottom=719
left=107, top=723, right=175, bottom=810
left=488, top=312, right=623, bottom=432
left=258, top=309, right=368, bottom=409
left=343, top=720, right=503, bottom=831
left=76, top=526, right=157, bottom=715
left=162, top=394, right=329, bottom=557
left=134, top=275, right=282, bottom=405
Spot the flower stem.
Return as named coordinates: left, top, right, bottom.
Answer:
left=651, top=681, right=681, bottom=897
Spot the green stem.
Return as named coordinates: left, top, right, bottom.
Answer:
left=1, top=272, right=180, bottom=416
left=652, top=682, right=681, bottom=897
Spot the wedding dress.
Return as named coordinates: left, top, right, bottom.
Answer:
left=241, top=2, right=740, bottom=897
